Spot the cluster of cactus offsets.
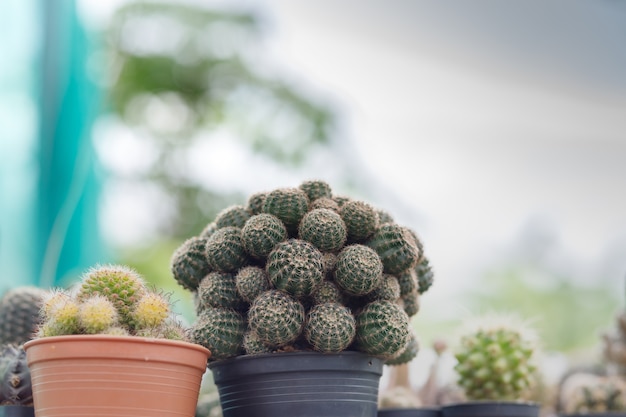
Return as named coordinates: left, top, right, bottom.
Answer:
left=0, top=286, right=46, bottom=345
left=0, top=344, right=32, bottom=406
left=603, top=311, right=626, bottom=375
left=172, top=180, right=435, bottom=361
left=37, top=265, right=184, bottom=340
left=454, top=320, right=537, bottom=401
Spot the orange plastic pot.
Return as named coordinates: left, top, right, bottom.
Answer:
left=24, top=335, right=210, bottom=417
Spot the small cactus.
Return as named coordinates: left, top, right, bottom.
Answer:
left=205, top=227, right=249, bottom=273
left=367, top=274, right=401, bottom=302
left=299, top=179, right=332, bottom=202
left=304, top=303, right=355, bottom=353
left=385, top=329, right=419, bottom=366
left=248, top=290, right=305, bottom=348
left=366, top=224, right=420, bottom=275
left=242, top=331, right=272, bottom=355
left=78, top=295, right=119, bottom=334
left=190, top=307, right=245, bottom=360
left=214, top=205, right=251, bottom=229
left=262, top=187, right=309, bottom=235
left=266, top=239, right=324, bottom=298
left=400, top=291, right=420, bottom=317
left=310, top=280, right=345, bottom=305
left=0, top=286, right=46, bottom=345
left=334, top=244, right=383, bottom=296
left=170, top=236, right=211, bottom=291
left=298, top=208, right=347, bottom=252
left=340, top=200, right=379, bottom=242
left=561, top=374, right=626, bottom=414
left=131, top=292, right=170, bottom=329
left=197, top=271, right=244, bottom=310
left=241, top=213, right=287, bottom=260
left=454, top=316, right=538, bottom=401
left=0, top=344, right=32, bottom=406
left=246, top=191, right=268, bottom=216
left=355, top=300, right=410, bottom=358
left=235, top=266, right=271, bottom=304
left=416, top=257, right=434, bottom=295
left=310, top=197, right=340, bottom=212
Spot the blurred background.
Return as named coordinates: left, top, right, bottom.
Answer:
left=2, top=0, right=626, bottom=388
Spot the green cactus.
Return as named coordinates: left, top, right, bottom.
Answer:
left=304, top=302, right=356, bottom=353
left=396, top=269, right=418, bottom=296
left=310, top=197, right=340, bottom=212
left=400, top=291, right=420, bottom=317
left=355, top=300, right=410, bottom=358
left=298, top=208, right=347, bottom=252
left=0, top=286, right=45, bottom=345
left=415, top=257, right=434, bottom=295
left=197, top=271, right=244, bottom=310
left=39, top=292, right=81, bottom=337
left=367, top=274, right=401, bottom=302
left=321, top=252, right=337, bottom=278
left=241, top=213, right=288, bottom=259
left=248, top=290, right=305, bottom=347
left=454, top=318, right=537, bottom=401
left=215, top=205, right=251, bottom=229
left=76, top=264, right=147, bottom=328
left=242, top=331, right=273, bottom=355
left=334, top=244, right=383, bottom=296
left=377, top=209, right=394, bottom=225
left=310, top=280, right=345, bottom=305
left=0, top=344, right=32, bottom=406
left=200, top=222, right=218, bottom=239
left=246, top=191, right=268, bottom=215
left=332, top=195, right=351, bottom=208
left=170, top=236, right=211, bottom=291
left=205, top=226, right=249, bottom=273
left=78, top=295, right=119, bottom=334
left=190, top=307, right=246, bottom=360
left=366, top=224, right=420, bottom=274
left=262, top=187, right=309, bottom=234
left=299, top=179, right=332, bottom=202
left=131, top=292, right=171, bottom=329
left=385, top=329, right=419, bottom=366
left=266, top=239, right=324, bottom=298
left=235, top=266, right=271, bottom=304
left=340, top=200, right=379, bottom=242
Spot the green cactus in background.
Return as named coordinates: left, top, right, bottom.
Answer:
left=562, top=375, right=626, bottom=414
left=248, top=290, right=305, bottom=347
left=215, top=205, right=251, bottom=229
left=355, top=300, right=410, bottom=358
left=299, top=179, right=332, bottom=202
left=170, top=236, right=211, bottom=291
left=197, top=271, right=244, bottom=310
left=304, top=303, right=355, bottom=353
left=266, top=239, right=324, bottom=298
left=340, top=200, right=379, bottom=242
left=235, top=266, right=271, bottom=304
left=242, top=331, right=272, bottom=355
left=262, top=187, right=309, bottom=234
left=190, top=307, right=245, bottom=360
left=241, top=213, right=287, bottom=259
left=0, top=286, right=46, bottom=345
left=332, top=195, right=351, bottom=208
left=205, top=226, right=249, bottom=273
left=200, top=222, right=218, bottom=239
left=385, top=329, right=419, bottom=366
left=366, top=224, right=420, bottom=274
left=396, top=269, right=418, bottom=296
left=298, top=208, right=347, bottom=252
left=334, top=244, right=383, bottom=296
left=400, top=291, right=420, bottom=317
left=454, top=317, right=537, bottom=401
left=310, top=197, right=340, bottom=212
left=246, top=191, right=268, bottom=216
left=376, top=209, right=394, bottom=225
left=0, top=344, right=32, bottom=406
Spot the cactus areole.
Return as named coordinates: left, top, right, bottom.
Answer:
left=172, top=180, right=434, bottom=364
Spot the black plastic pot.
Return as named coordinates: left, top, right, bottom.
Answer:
left=559, top=414, right=626, bottom=417
left=379, top=407, right=442, bottom=417
left=441, top=401, right=539, bottom=417
left=209, top=351, right=384, bottom=417
left=1, top=406, right=35, bottom=417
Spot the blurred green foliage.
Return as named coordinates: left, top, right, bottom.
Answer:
left=105, top=1, right=337, bottom=239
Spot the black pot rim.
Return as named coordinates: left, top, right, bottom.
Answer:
left=208, top=350, right=381, bottom=369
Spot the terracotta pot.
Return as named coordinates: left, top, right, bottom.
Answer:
left=24, top=335, right=210, bottom=417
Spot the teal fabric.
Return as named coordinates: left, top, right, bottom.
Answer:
left=0, top=0, right=106, bottom=293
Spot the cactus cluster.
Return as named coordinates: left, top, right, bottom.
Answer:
left=36, top=264, right=185, bottom=340
left=603, top=310, right=626, bottom=376
left=561, top=374, right=626, bottom=414
left=0, top=344, right=32, bottom=406
left=454, top=317, right=538, bottom=401
left=172, top=180, right=435, bottom=362
left=0, top=287, right=46, bottom=346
